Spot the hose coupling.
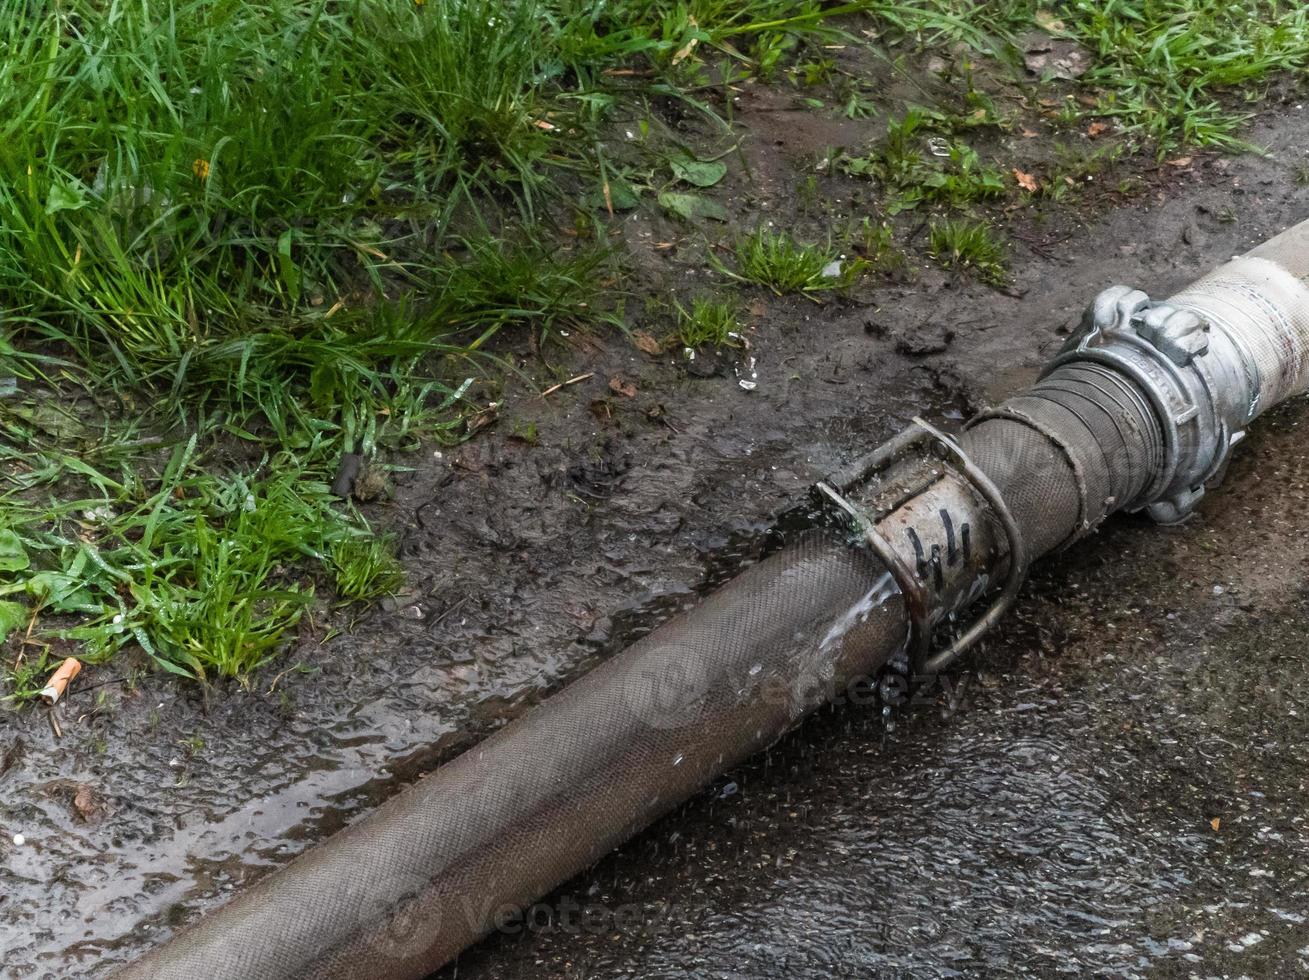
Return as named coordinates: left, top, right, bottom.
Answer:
left=1052, top=284, right=1244, bottom=524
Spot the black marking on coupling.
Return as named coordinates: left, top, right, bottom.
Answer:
left=906, top=527, right=944, bottom=590
left=940, top=508, right=958, bottom=565
left=961, top=522, right=972, bottom=563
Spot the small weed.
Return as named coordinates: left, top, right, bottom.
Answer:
left=858, top=219, right=910, bottom=274
left=727, top=228, right=863, bottom=294
left=508, top=418, right=541, bottom=446
left=674, top=297, right=742, bottom=349
left=928, top=219, right=1008, bottom=286
left=1295, top=165, right=1309, bottom=187
left=1040, top=142, right=1128, bottom=201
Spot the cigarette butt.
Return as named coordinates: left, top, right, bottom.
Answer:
left=40, top=658, right=81, bottom=706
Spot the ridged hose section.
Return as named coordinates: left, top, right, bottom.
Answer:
left=962, top=360, right=1165, bottom=555
left=115, top=531, right=909, bottom=980
left=114, top=220, right=1309, bottom=980
left=1171, top=255, right=1309, bottom=416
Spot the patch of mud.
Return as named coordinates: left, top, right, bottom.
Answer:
left=2, top=87, right=1309, bottom=980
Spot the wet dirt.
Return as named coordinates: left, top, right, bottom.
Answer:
left=2, top=68, right=1309, bottom=980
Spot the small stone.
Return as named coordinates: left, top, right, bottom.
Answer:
left=12, top=833, right=25, bottom=846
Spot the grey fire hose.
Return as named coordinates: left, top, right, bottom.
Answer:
left=114, top=220, right=1309, bottom=979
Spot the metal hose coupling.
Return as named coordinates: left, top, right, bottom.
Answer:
left=1058, top=253, right=1309, bottom=524
left=807, top=227, right=1309, bottom=679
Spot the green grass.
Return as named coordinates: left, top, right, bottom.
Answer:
left=0, top=0, right=881, bottom=697
left=857, top=219, right=910, bottom=274
left=1062, top=1, right=1309, bottom=152
left=330, top=536, right=406, bottom=602
left=928, top=218, right=1008, bottom=285
left=841, top=107, right=1008, bottom=214
left=674, top=296, right=742, bottom=349
left=0, top=437, right=362, bottom=683
left=726, top=228, right=865, bottom=294
left=1, top=0, right=1304, bottom=698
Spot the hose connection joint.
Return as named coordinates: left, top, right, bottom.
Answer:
left=1053, top=284, right=1244, bottom=524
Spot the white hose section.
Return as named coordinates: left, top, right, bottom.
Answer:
left=1170, top=254, right=1309, bottom=418
left=1247, top=218, right=1309, bottom=280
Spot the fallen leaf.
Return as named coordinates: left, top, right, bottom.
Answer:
left=1168, top=156, right=1194, bottom=168
left=585, top=179, right=637, bottom=213
left=671, top=16, right=700, bottom=65
left=632, top=331, right=662, bottom=355
left=672, top=38, right=699, bottom=64
left=608, top=376, right=637, bottom=398
left=658, top=191, right=728, bottom=222
left=1013, top=168, right=1040, bottom=193
left=0, top=601, right=26, bottom=643
left=1034, top=9, right=1065, bottom=32
left=748, top=299, right=768, bottom=318
left=74, top=784, right=105, bottom=823
left=1021, top=127, right=1039, bottom=138
left=1087, top=121, right=1110, bottom=138
left=466, top=407, right=498, bottom=435
left=671, top=157, right=727, bottom=188
left=1210, top=817, right=1221, bottom=831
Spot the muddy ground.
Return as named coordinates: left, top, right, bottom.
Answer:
left=2, top=60, right=1309, bottom=980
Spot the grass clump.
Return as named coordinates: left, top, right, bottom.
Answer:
left=674, top=297, right=742, bottom=349
left=858, top=219, right=910, bottom=274
left=330, top=536, right=405, bottom=602
left=928, top=218, right=1008, bottom=286
left=727, top=228, right=864, bottom=294
left=1062, top=0, right=1309, bottom=151
left=842, top=108, right=1006, bottom=213
left=0, top=437, right=378, bottom=686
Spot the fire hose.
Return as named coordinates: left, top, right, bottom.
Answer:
left=114, top=219, right=1309, bottom=979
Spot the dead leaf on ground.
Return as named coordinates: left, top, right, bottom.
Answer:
left=1013, top=169, right=1040, bottom=193
left=1021, top=127, right=1039, bottom=138
left=466, top=407, right=498, bottom=435
left=748, top=299, right=768, bottom=318
left=671, top=16, right=700, bottom=65
left=1168, top=156, right=1194, bottom=168
left=1034, top=9, right=1066, bottom=32
left=74, top=783, right=106, bottom=823
left=1210, top=817, right=1221, bottom=831
left=608, top=376, right=637, bottom=398
left=1087, top=121, right=1110, bottom=138
left=632, top=330, right=662, bottom=355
